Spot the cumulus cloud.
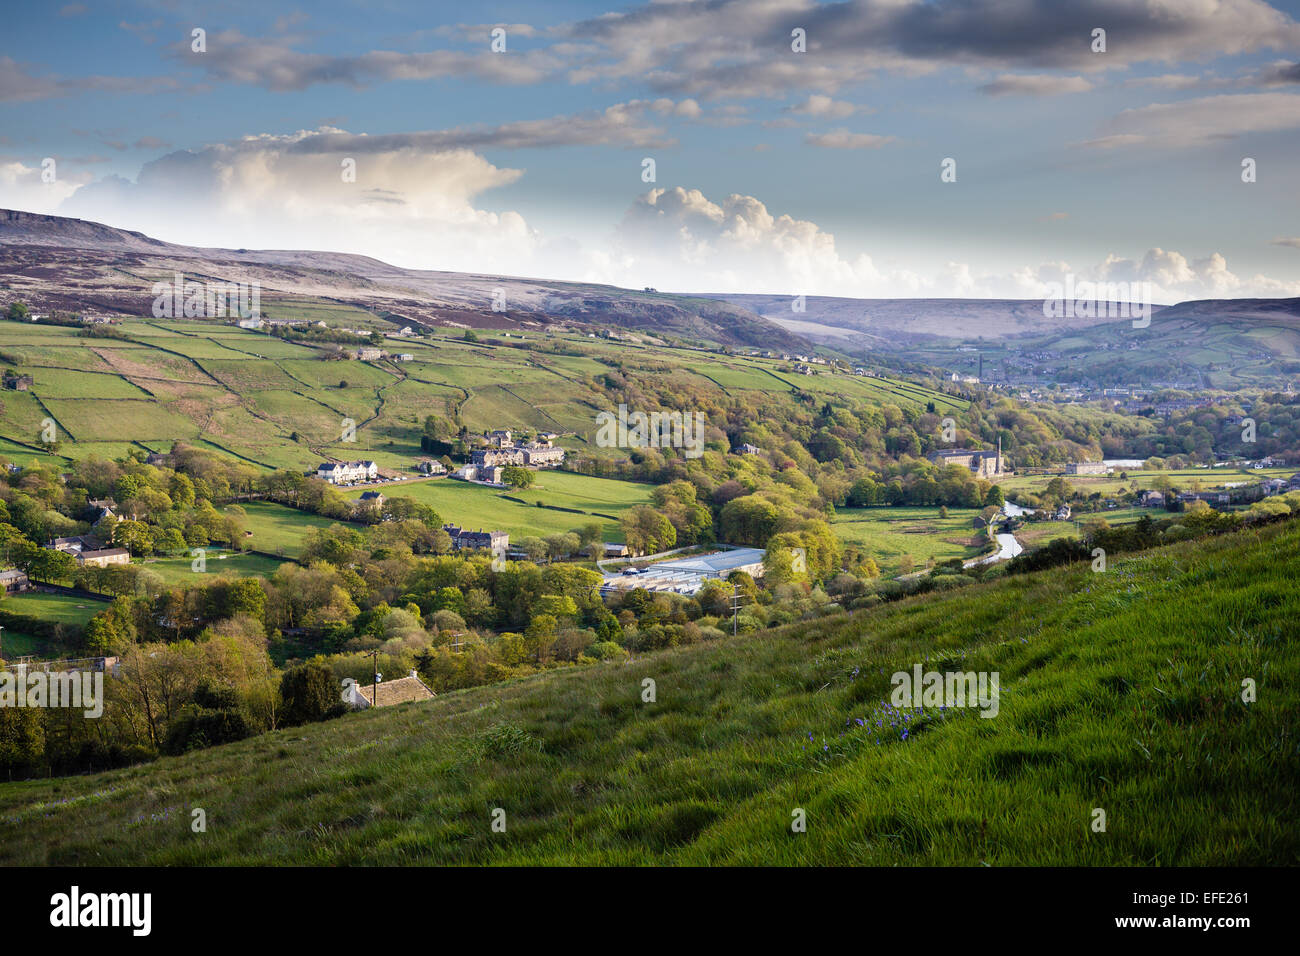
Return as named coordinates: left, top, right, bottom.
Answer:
left=0, top=160, right=92, bottom=213
left=56, top=130, right=537, bottom=273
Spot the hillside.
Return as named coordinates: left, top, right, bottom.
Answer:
left=0, top=313, right=960, bottom=472
left=2, top=519, right=1294, bottom=866
left=703, top=291, right=1300, bottom=390
left=0, top=209, right=808, bottom=351
left=699, top=293, right=1172, bottom=343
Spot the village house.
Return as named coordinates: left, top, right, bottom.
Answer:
left=0, top=569, right=30, bottom=593
left=737, top=443, right=762, bottom=455
left=443, top=525, right=509, bottom=552
left=343, top=671, right=436, bottom=709
left=76, top=547, right=131, bottom=568
left=357, top=490, right=385, bottom=511
left=48, top=534, right=104, bottom=554
left=316, top=460, right=379, bottom=484
left=417, top=459, right=447, bottom=475
left=470, top=436, right=566, bottom=469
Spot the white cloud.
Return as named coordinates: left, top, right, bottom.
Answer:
left=56, top=131, right=538, bottom=273
left=804, top=129, right=896, bottom=149
left=0, top=160, right=91, bottom=212
left=1093, top=92, right=1300, bottom=147
left=785, top=94, right=860, bottom=118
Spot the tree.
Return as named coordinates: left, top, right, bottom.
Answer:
left=112, top=519, right=154, bottom=556
left=621, top=505, right=677, bottom=555
left=0, top=708, right=44, bottom=779
left=576, top=522, right=603, bottom=556
left=6, top=301, right=30, bottom=321
left=500, top=466, right=535, bottom=490
left=160, top=681, right=252, bottom=755
left=279, top=663, right=341, bottom=727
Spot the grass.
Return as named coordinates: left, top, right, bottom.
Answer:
left=832, top=506, right=989, bottom=574
left=388, top=473, right=649, bottom=541
left=136, top=551, right=288, bottom=586
left=1, top=518, right=1294, bottom=865
left=229, top=502, right=353, bottom=558
left=0, top=320, right=966, bottom=469
left=0, top=590, right=104, bottom=629
left=0, top=627, right=45, bottom=659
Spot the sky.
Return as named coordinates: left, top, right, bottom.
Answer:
left=3, top=0, right=1300, bottom=303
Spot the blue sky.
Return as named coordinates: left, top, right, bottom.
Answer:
left=3, top=0, right=1300, bottom=301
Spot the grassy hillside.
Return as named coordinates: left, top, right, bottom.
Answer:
left=0, top=317, right=961, bottom=472
left=1, top=519, right=1295, bottom=865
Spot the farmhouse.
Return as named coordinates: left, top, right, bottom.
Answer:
left=0, top=569, right=30, bottom=593
left=76, top=548, right=130, bottom=568
left=1065, top=461, right=1108, bottom=476
left=356, top=347, right=384, bottom=361
left=737, top=443, right=762, bottom=455
left=929, top=438, right=1010, bottom=480
left=48, top=534, right=104, bottom=554
left=316, top=460, right=378, bottom=484
left=344, top=671, right=436, bottom=709
left=357, top=490, right=385, bottom=511
left=443, top=525, right=509, bottom=552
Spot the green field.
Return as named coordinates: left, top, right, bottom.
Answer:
left=137, top=550, right=288, bottom=586
left=0, top=590, right=104, bottom=629
left=229, top=502, right=352, bottom=558
left=0, top=317, right=964, bottom=471
left=0, top=627, right=45, bottom=659
left=1000, top=466, right=1294, bottom=499
left=832, top=506, right=989, bottom=574
left=0, top=517, right=1294, bottom=865
left=389, top=473, right=649, bottom=541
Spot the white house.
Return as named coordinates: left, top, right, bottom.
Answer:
left=316, top=460, right=378, bottom=484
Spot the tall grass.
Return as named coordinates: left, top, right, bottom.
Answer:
left=0, top=521, right=1295, bottom=865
